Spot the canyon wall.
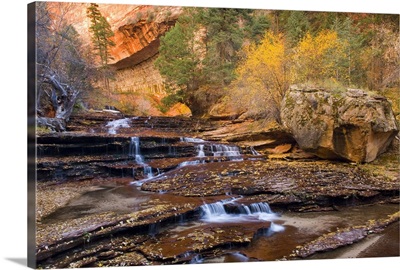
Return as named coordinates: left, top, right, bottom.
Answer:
left=107, top=6, right=182, bottom=99
left=109, top=6, right=182, bottom=66
left=109, top=56, right=165, bottom=95
left=50, top=2, right=183, bottom=113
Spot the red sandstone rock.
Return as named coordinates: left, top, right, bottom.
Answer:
left=281, top=85, right=399, bottom=162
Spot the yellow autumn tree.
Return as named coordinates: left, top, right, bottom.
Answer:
left=292, top=30, right=346, bottom=83
left=231, top=31, right=291, bottom=120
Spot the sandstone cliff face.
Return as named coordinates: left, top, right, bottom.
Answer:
left=51, top=3, right=184, bottom=115
left=109, top=57, right=165, bottom=94
left=281, top=86, right=399, bottom=163
left=48, top=2, right=143, bottom=48
left=109, top=6, right=182, bottom=68
left=106, top=6, right=182, bottom=105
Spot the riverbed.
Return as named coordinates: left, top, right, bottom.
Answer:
left=35, top=114, right=399, bottom=268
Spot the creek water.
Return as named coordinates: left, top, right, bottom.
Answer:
left=43, top=175, right=399, bottom=262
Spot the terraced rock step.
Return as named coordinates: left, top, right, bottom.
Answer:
left=67, top=113, right=216, bottom=134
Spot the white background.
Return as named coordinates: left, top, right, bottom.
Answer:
left=1, top=0, right=399, bottom=270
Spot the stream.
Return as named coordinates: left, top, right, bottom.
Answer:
left=35, top=115, right=399, bottom=268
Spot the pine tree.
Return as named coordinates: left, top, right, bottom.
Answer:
left=155, top=8, right=202, bottom=92
left=245, top=12, right=271, bottom=44
left=86, top=3, right=115, bottom=93
left=86, top=3, right=115, bottom=66
left=201, top=8, right=252, bottom=85
left=331, top=16, right=357, bottom=85
left=285, top=11, right=310, bottom=46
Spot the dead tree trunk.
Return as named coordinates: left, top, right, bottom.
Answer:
left=37, top=73, right=80, bottom=132
left=37, top=117, right=66, bottom=132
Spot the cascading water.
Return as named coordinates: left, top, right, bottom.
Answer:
left=201, top=202, right=227, bottom=217
left=251, top=202, right=272, bottom=213
left=178, top=160, right=205, bottom=167
left=181, top=137, right=242, bottom=159
left=143, top=165, right=153, bottom=178
left=201, top=201, right=275, bottom=221
left=129, top=137, right=144, bottom=164
left=180, top=137, right=205, bottom=143
left=129, top=137, right=154, bottom=181
left=210, top=144, right=241, bottom=157
left=200, top=200, right=284, bottom=232
left=127, top=136, right=283, bottom=228
left=197, top=144, right=205, bottom=157
left=129, top=136, right=244, bottom=183
left=106, top=118, right=131, bottom=134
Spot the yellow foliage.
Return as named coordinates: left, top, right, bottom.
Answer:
left=230, top=29, right=350, bottom=120
left=237, top=31, right=288, bottom=92
left=293, top=30, right=346, bottom=82
left=232, top=31, right=291, bottom=119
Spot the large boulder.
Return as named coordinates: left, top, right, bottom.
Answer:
left=280, top=85, right=398, bottom=162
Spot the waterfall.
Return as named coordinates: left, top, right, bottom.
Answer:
left=129, top=137, right=144, bottom=164
left=200, top=200, right=280, bottom=225
left=143, top=165, right=153, bottom=178
left=249, top=202, right=272, bottom=214
left=197, top=144, right=205, bottom=157
left=239, top=205, right=251, bottom=215
left=180, top=137, right=205, bottom=143
left=180, top=137, right=242, bottom=159
left=211, top=144, right=241, bottom=157
left=178, top=160, right=205, bottom=167
left=129, top=137, right=155, bottom=181
left=106, top=118, right=130, bottom=134
left=201, top=202, right=273, bottom=218
left=200, top=202, right=227, bottom=217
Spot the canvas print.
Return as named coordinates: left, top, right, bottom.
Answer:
left=27, top=1, right=399, bottom=268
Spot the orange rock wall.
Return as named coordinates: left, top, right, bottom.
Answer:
left=105, top=6, right=181, bottom=96
left=47, top=2, right=184, bottom=113
left=109, top=56, right=165, bottom=95
left=109, top=6, right=182, bottom=66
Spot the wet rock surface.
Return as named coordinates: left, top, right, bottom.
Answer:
left=141, top=159, right=398, bottom=204
left=35, top=113, right=399, bottom=267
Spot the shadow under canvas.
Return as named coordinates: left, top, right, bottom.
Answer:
left=6, top=258, right=27, bottom=267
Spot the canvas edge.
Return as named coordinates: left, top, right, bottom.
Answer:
left=23, top=1, right=400, bottom=270
left=27, top=1, right=37, bottom=269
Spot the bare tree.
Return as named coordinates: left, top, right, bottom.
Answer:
left=35, top=2, right=92, bottom=131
